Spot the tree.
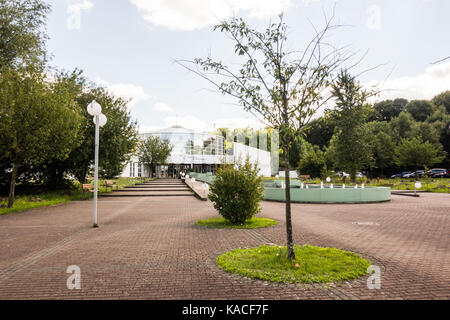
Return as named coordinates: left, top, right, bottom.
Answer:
left=405, top=100, right=434, bottom=122
left=389, top=111, right=416, bottom=142
left=208, top=158, right=264, bottom=224
left=303, top=115, right=335, bottom=148
left=372, top=98, right=408, bottom=121
left=138, top=136, right=173, bottom=177
left=0, top=68, right=82, bottom=207
left=298, top=145, right=326, bottom=179
left=178, top=14, right=351, bottom=259
left=432, top=90, right=450, bottom=114
left=0, top=0, right=50, bottom=70
left=411, top=121, right=441, bottom=145
left=372, top=131, right=395, bottom=176
left=329, top=70, right=374, bottom=180
left=394, top=137, right=446, bottom=170
left=40, top=71, right=139, bottom=184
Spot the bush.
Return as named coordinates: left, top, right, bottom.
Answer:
left=208, top=158, right=264, bottom=224
left=298, top=146, right=326, bottom=178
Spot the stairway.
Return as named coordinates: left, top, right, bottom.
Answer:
left=101, top=179, right=194, bottom=197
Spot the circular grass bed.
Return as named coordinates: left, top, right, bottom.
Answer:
left=196, top=217, right=278, bottom=229
left=217, top=244, right=370, bottom=283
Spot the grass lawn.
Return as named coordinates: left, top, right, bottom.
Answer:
left=0, top=177, right=151, bottom=215
left=365, top=178, right=450, bottom=193
left=196, top=217, right=278, bottom=229
left=217, top=244, right=371, bottom=284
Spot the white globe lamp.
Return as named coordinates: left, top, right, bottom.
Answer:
left=93, top=114, right=108, bottom=127
left=87, top=100, right=102, bottom=116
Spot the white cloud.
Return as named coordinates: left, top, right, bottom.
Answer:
left=66, top=0, right=93, bottom=30
left=129, top=0, right=292, bottom=31
left=365, top=61, right=450, bottom=102
left=366, top=4, right=381, bottom=30
left=95, top=77, right=152, bottom=108
left=153, top=102, right=174, bottom=113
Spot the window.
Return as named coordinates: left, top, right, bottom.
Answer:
left=138, top=163, right=142, bottom=177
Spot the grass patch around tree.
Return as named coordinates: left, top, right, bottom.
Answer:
left=217, top=244, right=371, bottom=284
left=197, top=217, right=278, bottom=229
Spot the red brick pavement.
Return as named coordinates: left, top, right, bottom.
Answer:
left=0, top=192, right=448, bottom=300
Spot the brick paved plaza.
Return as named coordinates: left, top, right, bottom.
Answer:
left=0, top=180, right=449, bottom=300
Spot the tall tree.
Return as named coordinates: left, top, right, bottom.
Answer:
left=0, top=68, right=82, bottom=207
left=42, top=71, right=139, bottom=183
left=329, top=70, right=374, bottom=180
left=364, top=121, right=395, bottom=176
left=0, top=0, right=50, bottom=70
left=178, top=14, right=352, bottom=259
left=138, top=136, right=173, bottom=177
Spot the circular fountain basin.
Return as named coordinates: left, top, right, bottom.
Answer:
left=263, top=183, right=391, bottom=204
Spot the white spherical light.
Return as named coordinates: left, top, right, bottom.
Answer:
left=87, top=100, right=102, bottom=116
left=326, top=177, right=331, bottom=183
left=93, top=114, right=107, bottom=127
left=415, top=181, right=422, bottom=189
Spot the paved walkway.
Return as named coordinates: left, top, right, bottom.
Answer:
left=0, top=184, right=448, bottom=299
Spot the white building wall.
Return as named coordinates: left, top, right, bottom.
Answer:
left=232, top=142, right=272, bottom=177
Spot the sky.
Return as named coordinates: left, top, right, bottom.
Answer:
left=45, top=0, right=450, bottom=133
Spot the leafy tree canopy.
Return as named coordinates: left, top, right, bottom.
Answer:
left=0, top=0, right=50, bottom=70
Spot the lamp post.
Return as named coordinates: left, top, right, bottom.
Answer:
left=414, top=181, right=422, bottom=197
left=87, top=100, right=107, bottom=228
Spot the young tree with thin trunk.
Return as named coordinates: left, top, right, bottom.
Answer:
left=178, top=13, right=353, bottom=259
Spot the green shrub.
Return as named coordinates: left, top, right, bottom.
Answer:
left=298, top=146, right=326, bottom=179
left=208, top=158, right=264, bottom=224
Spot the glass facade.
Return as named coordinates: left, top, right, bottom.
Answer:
left=142, top=126, right=225, bottom=157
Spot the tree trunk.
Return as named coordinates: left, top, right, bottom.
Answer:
left=7, top=161, right=19, bottom=208
left=284, top=148, right=295, bottom=260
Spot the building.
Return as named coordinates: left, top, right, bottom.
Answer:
left=120, top=125, right=273, bottom=178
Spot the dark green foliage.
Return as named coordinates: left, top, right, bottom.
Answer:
left=41, top=71, right=139, bottom=183
left=394, top=137, right=446, bottom=169
left=328, top=70, right=374, bottom=179
left=432, top=90, right=450, bottom=114
left=304, top=116, right=335, bottom=148
left=389, top=111, right=415, bottom=141
left=372, top=98, right=408, bottom=121
left=405, top=100, right=434, bottom=122
left=298, top=145, right=326, bottom=178
left=208, top=159, right=264, bottom=224
left=0, top=68, right=82, bottom=206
